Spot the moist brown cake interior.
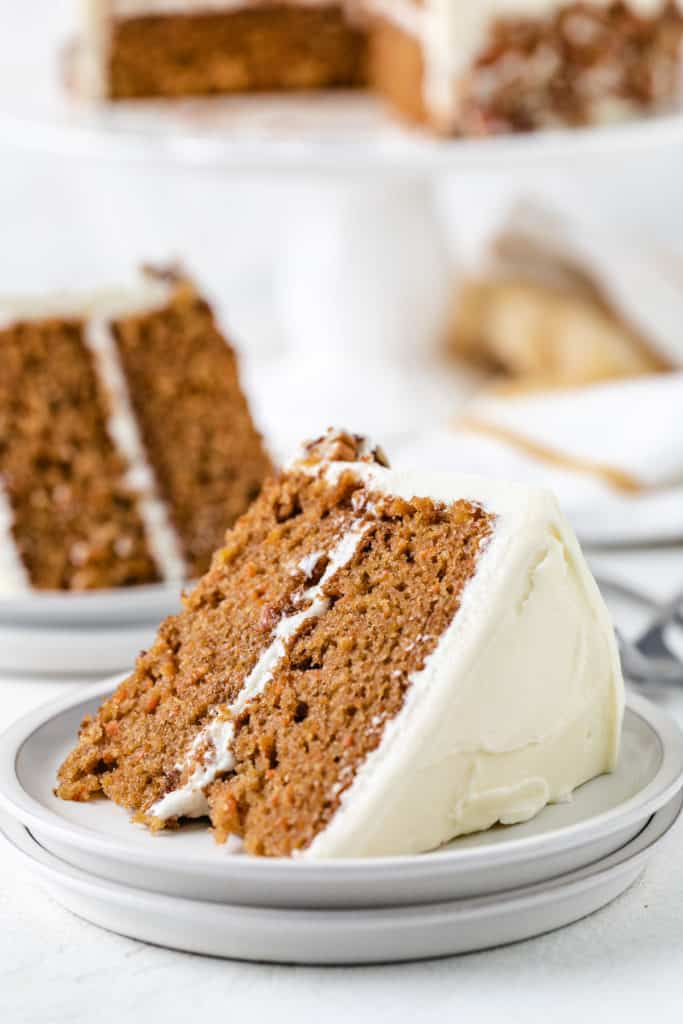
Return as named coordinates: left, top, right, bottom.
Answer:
left=57, top=436, right=494, bottom=857
left=0, top=318, right=158, bottom=590
left=112, top=280, right=272, bottom=578
left=57, top=469, right=366, bottom=808
left=108, top=7, right=367, bottom=99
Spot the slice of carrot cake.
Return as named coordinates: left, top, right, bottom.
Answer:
left=0, top=266, right=271, bottom=593
left=57, top=429, right=624, bottom=858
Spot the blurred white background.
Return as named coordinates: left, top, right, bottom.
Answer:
left=4, top=140, right=683, bottom=321
left=2, top=3, right=683, bottom=461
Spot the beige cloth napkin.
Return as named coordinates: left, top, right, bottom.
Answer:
left=399, top=373, right=683, bottom=545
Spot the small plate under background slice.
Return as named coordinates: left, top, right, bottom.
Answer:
left=0, top=581, right=183, bottom=627
left=1, top=792, right=681, bottom=964
left=0, top=679, right=681, bottom=908
left=0, top=584, right=184, bottom=675
left=0, top=620, right=161, bottom=676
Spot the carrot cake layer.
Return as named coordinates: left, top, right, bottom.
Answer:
left=79, top=2, right=368, bottom=99
left=0, top=267, right=271, bottom=592
left=57, top=429, right=624, bottom=858
left=367, top=1, right=683, bottom=135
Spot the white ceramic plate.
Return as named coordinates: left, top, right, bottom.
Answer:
left=3, top=7, right=683, bottom=173
left=0, top=584, right=184, bottom=675
left=0, top=581, right=183, bottom=627
left=0, top=680, right=681, bottom=908
left=1, top=793, right=680, bottom=964
left=0, top=620, right=157, bottom=677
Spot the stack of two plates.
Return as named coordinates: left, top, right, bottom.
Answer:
left=0, top=585, right=182, bottom=675
left=1, top=680, right=683, bottom=964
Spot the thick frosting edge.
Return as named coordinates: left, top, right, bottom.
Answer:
left=303, top=458, right=624, bottom=858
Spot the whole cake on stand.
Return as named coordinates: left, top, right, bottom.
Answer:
left=76, top=2, right=683, bottom=136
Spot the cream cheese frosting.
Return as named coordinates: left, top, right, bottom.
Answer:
left=151, top=443, right=623, bottom=857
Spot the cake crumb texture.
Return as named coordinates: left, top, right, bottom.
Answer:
left=0, top=317, right=157, bottom=590
left=111, top=280, right=272, bottom=578
left=108, top=7, right=367, bottom=99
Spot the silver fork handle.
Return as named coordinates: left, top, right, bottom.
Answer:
left=616, top=629, right=683, bottom=686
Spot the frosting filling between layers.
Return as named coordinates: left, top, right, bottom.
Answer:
left=84, top=310, right=187, bottom=585
left=149, top=518, right=373, bottom=821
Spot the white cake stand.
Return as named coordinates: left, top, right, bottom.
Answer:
left=3, top=4, right=683, bottom=452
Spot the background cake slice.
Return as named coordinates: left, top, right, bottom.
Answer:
left=77, top=1, right=368, bottom=100
left=57, top=429, right=623, bottom=858
left=368, top=1, right=683, bottom=135
left=0, top=267, right=271, bottom=592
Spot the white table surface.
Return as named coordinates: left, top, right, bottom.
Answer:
left=1, top=547, right=682, bottom=1024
